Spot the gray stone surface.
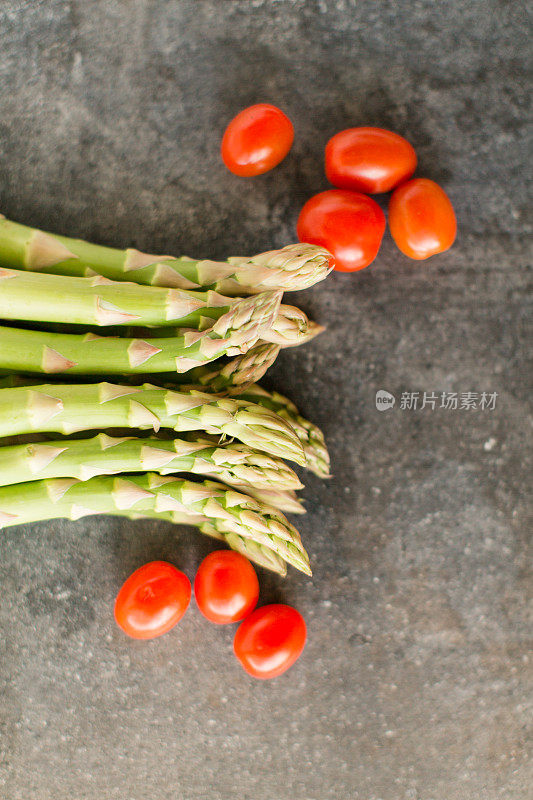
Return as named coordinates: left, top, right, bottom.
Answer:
left=0, top=1, right=531, bottom=798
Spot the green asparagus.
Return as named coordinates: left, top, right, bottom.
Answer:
left=262, top=306, right=325, bottom=348
left=0, top=433, right=303, bottom=490
left=129, top=509, right=287, bottom=575
left=0, top=382, right=306, bottom=465
left=0, top=267, right=323, bottom=349
left=239, top=486, right=305, bottom=514
left=0, top=342, right=282, bottom=394
left=124, top=304, right=324, bottom=348
left=162, top=375, right=331, bottom=477
left=0, top=473, right=311, bottom=574
left=233, top=384, right=331, bottom=478
left=0, top=215, right=332, bottom=294
left=0, top=372, right=329, bottom=476
left=0, top=266, right=238, bottom=327
left=0, top=291, right=282, bottom=375
left=180, top=342, right=280, bottom=393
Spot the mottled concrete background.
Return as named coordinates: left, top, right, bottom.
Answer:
left=0, top=1, right=531, bottom=799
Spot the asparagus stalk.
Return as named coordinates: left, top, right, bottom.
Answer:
left=0, top=291, right=282, bottom=375
left=0, top=381, right=294, bottom=567
left=0, top=473, right=311, bottom=574
left=129, top=509, right=287, bottom=575
left=135, top=305, right=325, bottom=348
left=181, top=342, right=280, bottom=393
left=237, top=486, right=305, bottom=514
left=0, top=267, right=323, bottom=349
left=0, top=266, right=239, bottom=328
left=262, top=306, right=325, bottom=348
left=233, top=384, right=331, bottom=478
left=0, top=215, right=332, bottom=294
left=0, top=382, right=306, bottom=465
left=160, top=372, right=330, bottom=477
left=0, top=342, right=282, bottom=394
left=0, top=373, right=328, bottom=474
left=0, top=433, right=303, bottom=490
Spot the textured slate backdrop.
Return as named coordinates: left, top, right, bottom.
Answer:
left=0, top=2, right=531, bottom=799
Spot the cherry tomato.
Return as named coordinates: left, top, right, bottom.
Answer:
left=194, top=550, right=259, bottom=624
left=221, top=103, right=294, bottom=177
left=325, top=127, right=417, bottom=194
left=114, top=561, right=191, bottom=640
left=388, top=178, right=457, bottom=260
left=297, top=189, right=386, bottom=272
left=233, top=604, right=307, bottom=679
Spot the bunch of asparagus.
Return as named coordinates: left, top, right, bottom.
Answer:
left=0, top=215, right=332, bottom=576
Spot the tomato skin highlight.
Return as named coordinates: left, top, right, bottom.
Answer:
left=114, top=561, right=191, bottom=640
left=221, top=104, right=294, bottom=177
left=233, top=604, right=307, bottom=679
left=297, top=189, right=386, bottom=272
left=325, top=127, right=417, bottom=194
left=388, top=178, right=457, bottom=260
left=194, top=550, right=259, bottom=624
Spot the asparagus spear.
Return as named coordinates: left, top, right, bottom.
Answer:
left=129, top=509, right=287, bottom=575
left=0, top=372, right=328, bottom=475
left=0, top=342, right=282, bottom=394
left=0, top=382, right=306, bottom=465
left=0, top=433, right=303, bottom=490
left=0, top=414, right=288, bottom=565
left=0, top=266, right=239, bottom=328
left=238, top=486, right=305, bottom=514
left=176, top=382, right=330, bottom=477
left=161, top=372, right=331, bottom=477
left=182, top=342, right=280, bottom=393
left=262, top=306, right=325, bottom=348
left=0, top=291, right=282, bottom=375
left=135, top=305, right=324, bottom=348
left=0, top=215, right=332, bottom=294
left=0, top=267, right=323, bottom=348
left=233, top=384, right=331, bottom=478
left=0, top=473, right=311, bottom=574
left=141, top=367, right=330, bottom=475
